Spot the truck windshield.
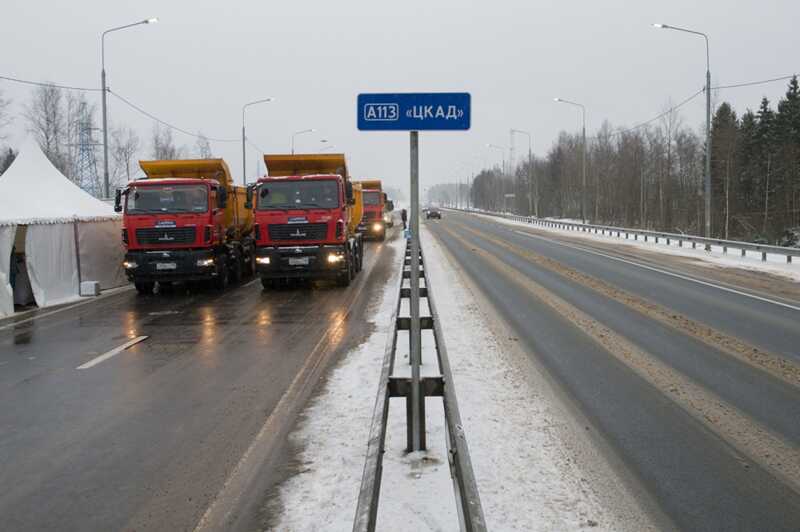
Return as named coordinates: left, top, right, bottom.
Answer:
left=257, top=180, right=339, bottom=209
left=127, top=184, right=208, bottom=214
left=363, top=191, right=381, bottom=206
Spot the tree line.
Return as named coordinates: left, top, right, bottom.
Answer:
left=0, top=85, right=214, bottom=194
left=459, top=76, right=800, bottom=245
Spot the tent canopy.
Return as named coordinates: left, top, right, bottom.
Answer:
left=0, top=139, right=119, bottom=226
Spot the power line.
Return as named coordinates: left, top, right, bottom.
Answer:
left=712, top=73, right=797, bottom=90
left=592, top=88, right=705, bottom=140
left=0, top=74, right=102, bottom=92
left=108, top=89, right=239, bottom=143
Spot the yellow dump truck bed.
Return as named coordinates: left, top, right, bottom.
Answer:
left=348, top=183, right=364, bottom=235
left=263, top=153, right=348, bottom=178
left=138, top=158, right=253, bottom=239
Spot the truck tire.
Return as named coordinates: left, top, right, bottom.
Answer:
left=337, top=254, right=352, bottom=287
left=214, top=263, right=229, bottom=290
left=231, top=255, right=243, bottom=284
left=134, top=281, right=154, bottom=295
left=378, top=230, right=386, bottom=242
left=261, top=277, right=273, bottom=290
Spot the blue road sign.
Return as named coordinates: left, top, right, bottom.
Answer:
left=357, top=92, right=471, bottom=131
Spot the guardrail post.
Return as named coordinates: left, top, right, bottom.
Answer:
left=741, top=249, right=746, bottom=257
left=407, top=131, right=425, bottom=452
left=762, top=251, right=767, bottom=262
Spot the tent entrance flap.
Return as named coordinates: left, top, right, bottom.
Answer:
left=264, top=154, right=348, bottom=178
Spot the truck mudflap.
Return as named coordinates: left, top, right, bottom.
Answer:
left=123, top=249, right=224, bottom=282
left=256, top=244, right=350, bottom=279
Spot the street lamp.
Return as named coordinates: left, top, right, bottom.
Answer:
left=291, top=128, right=316, bottom=154
left=242, top=97, right=275, bottom=185
left=653, top=22, right=712, bottom=238
left=101, top=17, right=158, bottom=198
left=554, top=97, right=587, bottom=223
left=511, top=129, right=534, bottom=217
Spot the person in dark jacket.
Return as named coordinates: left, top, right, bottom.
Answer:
left=401, top=209, right=408, bottom=229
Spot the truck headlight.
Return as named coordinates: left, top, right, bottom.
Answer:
left=383, top=214, right=391, bottom=223
left=372, top=223, right=383, bottom=232
left=256, top=256, right=271, bottom=265
left=327, top=253, right=344, bottom=263
left=196, top=258, right=215, bottom=267
left=123, top=260, right=138, bottom=269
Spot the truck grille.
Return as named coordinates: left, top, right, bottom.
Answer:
left=136, top=227, right=197, bottom=245
left=363, top=211, right=380, bottom=221
left=268, top=223, right=328, bottom=241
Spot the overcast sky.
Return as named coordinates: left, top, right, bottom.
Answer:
left=1, top=0, right=797, bottom=195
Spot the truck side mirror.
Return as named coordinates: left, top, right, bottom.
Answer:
left=345, top=182, right=354, bottom=205
left=245, top=186, right=254, bottom=209
left=114, top=189, right=123, bottom=213
left=386, top=200, right=394, bottom=212
left=217, top=186, right=228, bottom=209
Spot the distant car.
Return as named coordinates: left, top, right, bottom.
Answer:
left=426, top=208, right=442, bottom=220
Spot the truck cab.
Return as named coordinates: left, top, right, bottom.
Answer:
left=357, top=179, right=387, bottom=241
left=116, top=159, right=254, bottom=294
left=250, top=154, right=363, bottom=288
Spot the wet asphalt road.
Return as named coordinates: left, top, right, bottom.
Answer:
left=0, top=233, right=398, bottom=531
left=427, top=211, right=800, bottom=532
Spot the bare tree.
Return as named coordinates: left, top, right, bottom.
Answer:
left=24, top=84, right=67, bottom=171
left=110, top=125, right=141, bottom=186
left=195, top=132, right=213, bottom=158
left=151, top=124, right=183, bottom=160
left=0, top=89, right=12, bottom=140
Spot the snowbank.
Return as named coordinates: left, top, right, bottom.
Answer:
left=472, top=213, right=800, bottom=283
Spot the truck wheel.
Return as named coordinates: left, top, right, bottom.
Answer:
left=134, top=281, right=154, bottom=295
left=247, top=252, right=256, bottom=277
left=378, top=230, right=386, bottom=242
left=260, top=277, right=273, bottom=290
left=231, top=256, right=243, bottom=284
left=337, top=254, right=352, bottom=287
left=214, top=263, right=229, bottom=290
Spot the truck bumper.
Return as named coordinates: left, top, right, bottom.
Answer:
left=256, top=245, right=348, bottom=280
left=358, top=221, right=385, bottom=240
left=123, top=249, right=222, bottom=282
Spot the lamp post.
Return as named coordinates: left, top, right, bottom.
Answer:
left=101, top=17, right=158, bottom=198
left=554, top=97, right=586, bottom=223
left=486, top=143, right=508, bottom=211
left=511, top=129, right=534, bottom=217
left=242, top=98, right=275, bottom=185
left=653, top=23, right=712, bottom=238
left=291, top=128, right=316, bottom=154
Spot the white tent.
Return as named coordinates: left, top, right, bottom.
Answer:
left=0, top=140, right=126, bottom=318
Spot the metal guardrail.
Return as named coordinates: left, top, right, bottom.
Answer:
left=353, top=240, right=486, bottom=532
left=458, top=209, right=798, bottom=264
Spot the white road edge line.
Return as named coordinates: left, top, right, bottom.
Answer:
left=76, top=336, right=149, bottom=370
left=511, top=229, right=800, bottom=313
left=0, top=286, right=134, bottom=332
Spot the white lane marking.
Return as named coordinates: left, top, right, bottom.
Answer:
left=76, top=336, right=149, bottom=370
left=511, top=229, right=800, bottom=313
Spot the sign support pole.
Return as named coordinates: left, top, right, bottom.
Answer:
left=409, top=130, right=425, bottom=451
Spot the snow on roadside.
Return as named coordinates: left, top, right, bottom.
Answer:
left=421, top=225, right=617, bottom=531
left=471, top=212, right=800, bottom=283
left=266, top=237, right=404, bottom=531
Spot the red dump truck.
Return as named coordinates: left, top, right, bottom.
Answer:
left=247, top=153, right=364, bottom=288
left=356, top=179, right=391, bottom=241
left=115, top=158, right=254, bottom=294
